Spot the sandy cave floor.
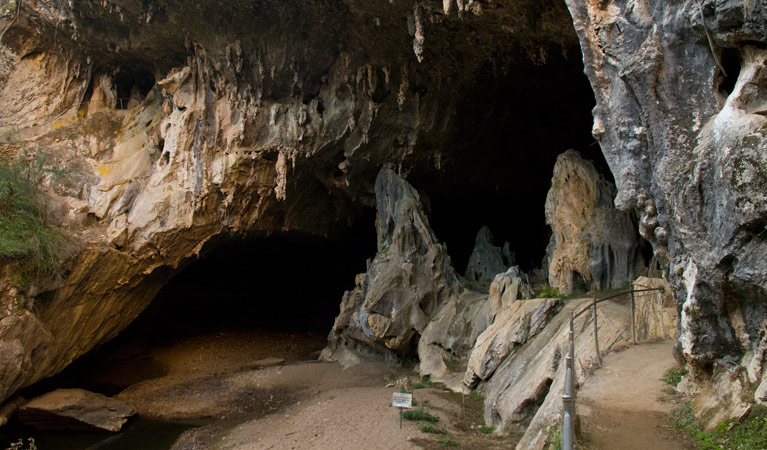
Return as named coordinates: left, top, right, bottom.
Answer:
left=8, top=330, right=698, bottom=449
left=53, top=329, right=517, bottom=450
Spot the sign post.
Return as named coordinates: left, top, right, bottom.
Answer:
left=392, top=392, right=413, bottom=428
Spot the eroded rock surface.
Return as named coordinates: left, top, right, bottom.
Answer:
left=545, top=150, right=641, bottom=294
left=564, top=0, right=767, bottom=425
left=323, top=168, right=460, bottom=363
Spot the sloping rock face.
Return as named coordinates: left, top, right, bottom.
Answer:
left=565, top=0, right=767, bottom=423
left=17, top=389, right=135, bottom=432
left=545, top=150, right=641, bottom=293
left=0, top=0, right=584, bottom=405
left=323, top=168, right=460, bottom=362
left=463, top=297, right=633, bottom=449
left=419, top=266, right=534, bottom=388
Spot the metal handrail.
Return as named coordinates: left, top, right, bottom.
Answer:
left=573, top=288, right=664, bottom=319
left=560, top=286, right=666, bottom=450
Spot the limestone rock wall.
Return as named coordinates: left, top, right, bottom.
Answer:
left=564, top=0, right=767, bottom=423
left=0, top=0, right=581, bottom=405
left=545, top=150, right=641, bottom=294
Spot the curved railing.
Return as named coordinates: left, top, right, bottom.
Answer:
left=560, top=287, right=665, bottom=450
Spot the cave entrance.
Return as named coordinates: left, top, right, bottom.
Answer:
left=23, top=218, right=376, bottom=403
left=409, top=45, right=608, bottom=278
left=124, top=223, right=376, bottom=348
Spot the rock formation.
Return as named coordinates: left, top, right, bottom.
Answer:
left=545, top=150, right=641, bottom=293
left=17, top=389, right=135, bottom=432
left=564, top=0, right=767, bottom=424
left=0, top=0, right=584, bottom=407
left=464, top=226, right=510, bottom=282
left=323, top=168, right=461, bottom=363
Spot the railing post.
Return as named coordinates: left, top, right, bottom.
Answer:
left=593, top=296, right=601, bottom=367
left=561, top=311, right=575, bottom=450
left=630, top=290, right=636, bottom=344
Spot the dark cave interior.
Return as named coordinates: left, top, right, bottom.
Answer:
left=130, top=222, right=379, bottom=341
left=410, top=46, right=608, bottom=274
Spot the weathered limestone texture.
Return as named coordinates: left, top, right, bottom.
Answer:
left=545, top=150, right=641, bottom=294
left=565, top=0, right=767, bottom=426
left=632, top=276, right=676, bottom=341
left=323, top=168, right=460, bottom=363
left=464, top=298, right=632, bottom=449
left=464, top=226, right=510, bottom=282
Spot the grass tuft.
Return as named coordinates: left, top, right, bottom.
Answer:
left=419, top=422, right=447, bottom=434
left=403, top=409, right=439, bottom=423
left=479, top=425, right=494, bottom=435
left=671, top=402, right=767, bottom=450
left=437, top=436, right=458, bottom=447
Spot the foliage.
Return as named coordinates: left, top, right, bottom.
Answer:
left=663, top=366, right=689, bottom=387
left=671, top=402, right=767, bottom=450
left=545, top=424, right=562, bottom=450
left=479, top=425, right=494, bottom=434
left=403, top=408, right=439, bottom=423
left=412, top=376, right=443, bottom=390
left=4, top=438, right=37, bottom=450
left=437, top=436, right=458, bottom=447
left=538, top=284, right=565, bottom=299
left=419, top=422, right=447, bottom=434
left=0, top=149, right=63, bottom=288
left=469, top=390, right=484, bottom=402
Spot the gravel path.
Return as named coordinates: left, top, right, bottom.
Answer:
left=577, top=340, right=695, bottom=450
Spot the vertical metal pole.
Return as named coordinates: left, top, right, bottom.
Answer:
left=593, top=296, right=601, bottom=367
left=630, top=290, right=636, bottom=344
left=561, top=311, right=575, bottom=450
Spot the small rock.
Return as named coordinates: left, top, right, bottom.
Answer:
left=17, top=389, right=136, bottom=432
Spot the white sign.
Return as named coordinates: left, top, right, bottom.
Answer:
left=392, top=392, right=413, bottom=408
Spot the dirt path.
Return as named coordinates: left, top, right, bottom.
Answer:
left=577, top=340, right=695, bottom=450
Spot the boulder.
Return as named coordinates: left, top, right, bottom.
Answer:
left=464, top=298, right=561, bottom=389
left=464, top=226, right=509, bottom=282
left=545, top=150, right=641, bottom=294
left=322, top=168, right=460, bottom=361
left=17, top=389, right=136, bottom=432
left=466, top=298, right=632, bottom=448
left=417, top=291, right=488, bottom=390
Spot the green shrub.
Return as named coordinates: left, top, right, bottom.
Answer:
left=419, top=422, right=447, bottom=434
left=479, top=425, right=494, bottom=434
left=438, top=436, right=458, bottom=447
left=403, top=409, right=439, bottom=423
left=538, top=285, right=564, bottom=299
left=0, top=150, right=63, bottom=287
left=663, top=366, right=688, bottom=387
